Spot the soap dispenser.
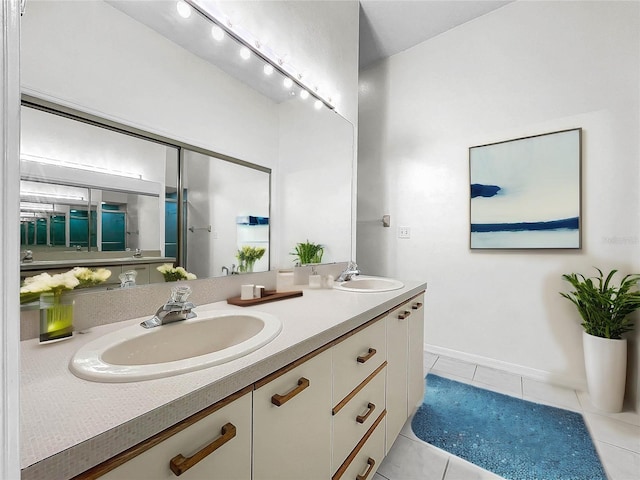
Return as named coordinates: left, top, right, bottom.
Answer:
left=309, top=265, right=322, bottom=289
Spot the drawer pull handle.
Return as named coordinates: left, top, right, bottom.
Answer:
left=398, top=310, right=411, bottom=320
left=412, top=302, right=423, bottom=310
left=357, top=348, right=377, bottom=364
left=169, top=422, right=236, bottom=476
left=356, top=457, right=376, bottom=480
left=356, top=402, right=376, bottom=424
left=271, top=377, right=310, bottom=406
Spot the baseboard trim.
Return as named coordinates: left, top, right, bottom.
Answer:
left=424, top=343, right=587, bottom=391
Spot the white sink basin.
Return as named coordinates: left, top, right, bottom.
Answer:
left=334, top=276, right=404, bottom=293
left=69, top=310, right=282, bottom=382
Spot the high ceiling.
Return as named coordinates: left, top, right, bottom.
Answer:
left=359, top=0, right=513, bottom=68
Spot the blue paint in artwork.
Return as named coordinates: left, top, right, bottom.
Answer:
left=471, top=184, right=501, bottom=198
left=471, top=217, right=579, bottom=233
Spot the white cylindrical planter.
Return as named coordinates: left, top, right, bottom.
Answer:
left=583, top=331, right=627, bottom=413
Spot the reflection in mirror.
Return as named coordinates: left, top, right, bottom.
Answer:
left=183, top=151, right=270, bottom=277
left=21, top=104, right=170, bottom=255
left=19, top=100, right=273, bottom=285
left=20, top=181, right=89, bottom=247
left=21, top=0, right=355, bottom=285
left=20, top=103, right=177, bottom=287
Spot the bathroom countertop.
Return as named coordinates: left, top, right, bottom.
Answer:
left=20, top=280, right=427, bottom=480
left=20, top=256, right=175, bottom=271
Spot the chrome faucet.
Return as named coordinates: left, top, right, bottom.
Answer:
left=140, top=285, right=196, bottom=329
left=336, top=261, right=360, bottom=282
left=133, top=248, right=143, bottom=258
left=21, top=250, right=33, bottom=263
left=222, top=264, right=239, bottom=275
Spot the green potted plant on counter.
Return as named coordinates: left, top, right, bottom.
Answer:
left=291, top=240, right=324, bottom=265
left=560, top=267, right=640, bottom=412
left=236, top=246, right=266, bottom=273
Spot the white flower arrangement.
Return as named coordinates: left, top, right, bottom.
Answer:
left=20, top=267, right=112, bottom=304
left=157, top=263, right=197, bottom=282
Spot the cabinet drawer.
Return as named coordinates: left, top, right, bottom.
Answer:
left=100, top=391, right=251, bottom=479
left=332, top=411, right=385, bottom=480
left=332, top=365, right=386, bottom=474
left=333, top=318, right=386, bottom=404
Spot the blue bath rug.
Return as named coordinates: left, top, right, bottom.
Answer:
left=411, top=374, right=606, bottom=480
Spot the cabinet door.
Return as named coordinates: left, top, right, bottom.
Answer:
left=407, top=294, right=425, bottom=413
left=100, top=392, right=251, bottom=480
left=253, top=348, right=332, bottom=480
left=124, top=263, right=150, bottom=285
left=102, top=265, right=122, bottom=287
left=148, top=262, right=166, bottom=284
left=385, top=303, right=409, bottom=452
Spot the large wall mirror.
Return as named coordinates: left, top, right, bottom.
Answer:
left=20, top=100, right=271, bottom=284
left=20, top=0, right=354, bottom=287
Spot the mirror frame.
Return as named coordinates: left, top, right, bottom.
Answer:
left=21, top=94, right=272, bottom=274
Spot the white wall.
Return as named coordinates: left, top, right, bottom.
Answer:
left=358, top=0, right=640, bottom=404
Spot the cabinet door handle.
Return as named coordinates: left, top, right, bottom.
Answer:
left=411, top=302, right=423, bottom=310
left=271, top=377, right=310, bottom=406
left=169, top=422, right=236, bottom=476
left=356, top=402, right=376, bottom=424
left=356, top=457, right=376, bottom=480
left=398, top=310, right=411, bottom=320
left=357, top=348, right=377, bottom=363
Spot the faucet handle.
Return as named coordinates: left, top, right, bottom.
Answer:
left=170, top=285, right=192, bottom=303
left=342, top=260, right=358, bottom=273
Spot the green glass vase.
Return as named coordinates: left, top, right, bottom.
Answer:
left=39, top=292, right=74, bottom=342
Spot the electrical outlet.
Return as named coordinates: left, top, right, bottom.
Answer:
left=398, top=226, right=411, bottom=239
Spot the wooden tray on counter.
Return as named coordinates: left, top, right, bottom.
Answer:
left=227, top=290, right=303, bottom=306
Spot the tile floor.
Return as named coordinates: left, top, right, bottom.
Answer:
left=374, top=353, right=640, bottom=480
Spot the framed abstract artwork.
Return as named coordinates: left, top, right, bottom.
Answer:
left=469, top=128, right=582, bottom=249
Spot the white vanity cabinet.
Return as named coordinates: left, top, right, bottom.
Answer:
left=70, top=290, right=426, bottom=480
left=253, top=347, right=333, bottom=480
left=385, top=293, right=425, bottom=453
left=78, top=389, right=252, bottom=480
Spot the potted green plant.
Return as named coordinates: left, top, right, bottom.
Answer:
left=236, top=246, right=266, bottom=273
left=560, top=268, right=640, bottom=412
left=290, top=240, right=324, bottom=265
